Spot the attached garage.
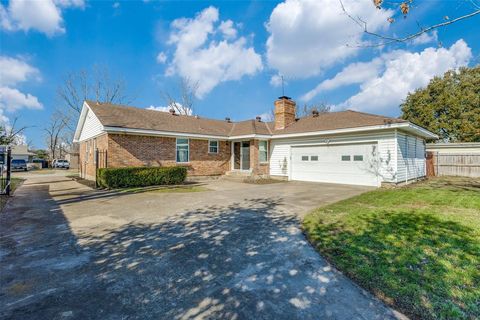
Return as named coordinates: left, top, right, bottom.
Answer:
left=291, top=143, right=380, bottom=187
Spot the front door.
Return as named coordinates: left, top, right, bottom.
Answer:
left=233, top=141, right=250, bottom=171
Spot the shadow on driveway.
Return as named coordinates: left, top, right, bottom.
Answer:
left=0, top=178, right=400, bottom=319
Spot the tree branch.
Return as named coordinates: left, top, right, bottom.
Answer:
left=339, top=0, right=480, bottom=47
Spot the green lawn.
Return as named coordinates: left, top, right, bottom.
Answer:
left=303, top=177, right=480, bottom=320
left=0, top=178, right=24, bottom=211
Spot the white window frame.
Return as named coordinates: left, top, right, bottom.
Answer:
left=176, top=138, right=190, bottom=163
left=259, top=140, right=269, bottom=163
left=208, top=140, right=219, bottom=154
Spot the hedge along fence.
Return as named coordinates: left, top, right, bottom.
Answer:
left=97, top=166, right=187, bottom=188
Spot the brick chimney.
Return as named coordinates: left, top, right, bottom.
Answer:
left=274, top=96, right=296, bottom=130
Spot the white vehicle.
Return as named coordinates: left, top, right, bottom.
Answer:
left=52, top=159, right=70, bottom=169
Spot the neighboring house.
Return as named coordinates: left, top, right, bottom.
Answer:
left=73, top=97, right=437, bottom=186
left=65, top=151, right=79, bottom=169
left=426, top=142, right=480, bottom=154
left=0, top=145, right=35, bottom=164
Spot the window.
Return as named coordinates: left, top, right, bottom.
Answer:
left=209, top=140, right=219, bottom=153
left=310, top=156, right=318, bottom=161
left=341, top=155, right=351, bottom=161
left=176, top=138, right=189, bottom=163
left=353, top=155, right=363, bottom=161
left=301, top=156, right=309, bottom=161
left=259, top=140, right=268, bottom=163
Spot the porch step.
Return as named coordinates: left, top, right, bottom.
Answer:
left=222, top=171, right=253, bottom=181
left=224, top=171, right=253, bottom=177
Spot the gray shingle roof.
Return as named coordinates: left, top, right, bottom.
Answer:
left=86, top=100, right=406, bottom=138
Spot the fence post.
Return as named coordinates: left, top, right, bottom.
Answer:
left=6, top=147, right=11, bottom=196
left=95, top=148, right=99, bottom=188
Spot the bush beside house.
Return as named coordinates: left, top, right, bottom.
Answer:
left=97, top=166, right=187, bottom=188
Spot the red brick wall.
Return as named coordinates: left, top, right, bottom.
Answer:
left=79, top=134, right=275, bottom=181
left=250, top=139, right=269, bottom=176
left=79, top=133, right=108, bottom=180
left=107, top=134, right=231, bottom=176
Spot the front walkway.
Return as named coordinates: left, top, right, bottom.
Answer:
left=0, top=173, right=404, bottom=319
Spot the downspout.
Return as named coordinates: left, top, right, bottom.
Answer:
left=394, top=129, right=398, bottom=184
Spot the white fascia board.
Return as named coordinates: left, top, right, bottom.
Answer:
left=270, top=123, right=406, bottom=139
left=270, top=122, right=437, bottom=140
left=405, top=123, right=438, bottom=139
left=103, top=121, right=437, bottom=141
left=228, top=134, right=271, bottom=140
left=104, top=127, right=272, bottom=141
left=104, top=126, right=228, bottom=140
left=73, top=102, right=91, bottom=143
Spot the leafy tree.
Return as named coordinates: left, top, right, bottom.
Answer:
left=401, top=66, right=480, bottom=142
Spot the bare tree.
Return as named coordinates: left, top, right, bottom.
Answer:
left=58, top=65, right=130, bottom=115
left=44, top=111, right=69, bottom=161
left=0, top=117, right=28, bottom=146
left=297, top=102, right=331, bottom=117
left=340, top=0, right=480, bottom=47
left=161, top=77, right=199, bottom=115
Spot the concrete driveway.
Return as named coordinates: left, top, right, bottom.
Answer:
left=0, top=172, right=403, bottom=319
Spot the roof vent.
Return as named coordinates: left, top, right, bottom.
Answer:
left=225, top=117, right=231, bottom=122
left=169, top=108, right=176, bottom=115
left=255, top=116, right=262, bottom=122
left=312, top=110, right=319, bottom=117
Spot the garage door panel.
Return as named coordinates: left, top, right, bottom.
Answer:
left=291, top=144, right=379, bottom=186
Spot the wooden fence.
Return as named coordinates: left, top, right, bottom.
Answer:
left=426, top=152, right=480, bottom=178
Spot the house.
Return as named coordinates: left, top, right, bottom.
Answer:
left=73, top=97, right=437, bottom=186
left=0, top=145, right=35, bottom=164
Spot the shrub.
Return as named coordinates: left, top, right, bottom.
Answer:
left=97, top=166, right=187, bottom=188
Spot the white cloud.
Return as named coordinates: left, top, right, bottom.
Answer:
left=270, top=74, right=283, bottom=87
left=219, top=20, right=237, bottom=39
left=164, top=6, right=263, bottom=98
left=156, top=52, right=167, bottom=64
left=0, top=0, right=83, bottom=36
left=310, top=40, right=471, bottom=115
left=0, top=56, right=43, bottom=116
left=412, top=30, right=438, bottom=45
left=0, top=87, right=42, bottom=112
left=0, top=55, right=41, bottom=86
left=257, top=111, right=274, bottom=122
left=147, top=103, right=193, bottom=115
left=54, top=0, right=85, bottom=8
left=266, top=0, right=392, bottom=79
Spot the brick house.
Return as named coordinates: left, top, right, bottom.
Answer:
left=73, top=97, right=437, bottom=186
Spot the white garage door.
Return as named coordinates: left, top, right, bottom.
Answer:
left=291, top=143, right=380, bottom=186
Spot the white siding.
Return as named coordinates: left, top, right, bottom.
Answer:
left=78, top=108, right=104, bottom=141
left=270, top=131, right=397, bottom=183
left=396, top=131, right=426, bottom=183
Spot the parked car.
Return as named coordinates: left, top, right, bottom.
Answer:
left=11, top=159, right=28, bottom=171
left=52, top=159, right=70, bottom=169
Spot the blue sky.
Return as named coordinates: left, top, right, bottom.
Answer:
left=1, top=0, right=479, bottom=149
